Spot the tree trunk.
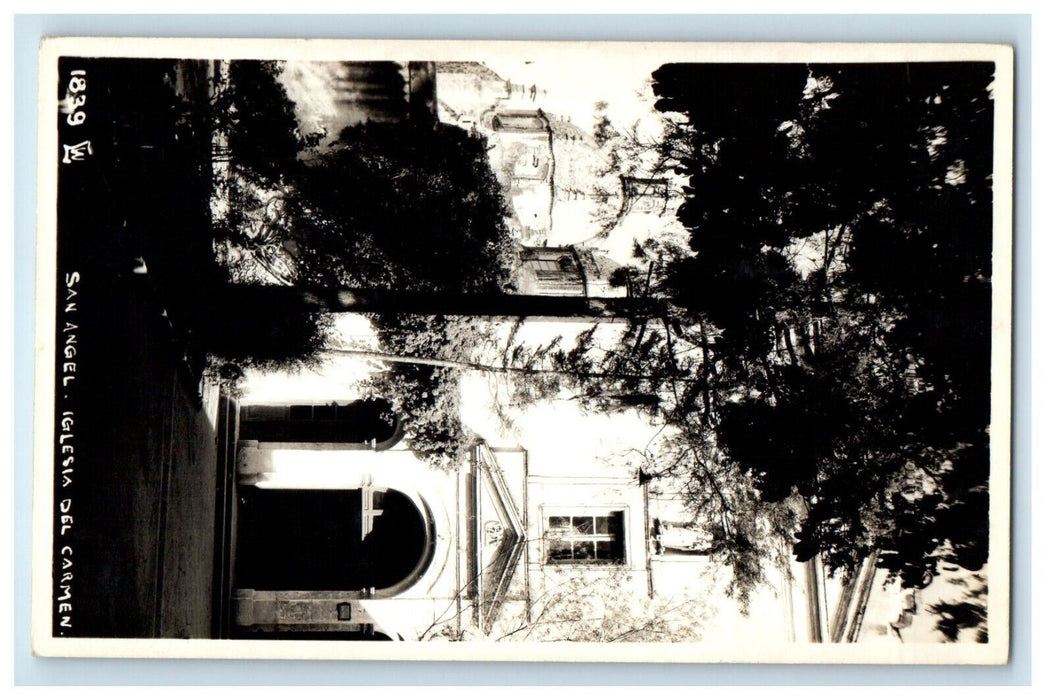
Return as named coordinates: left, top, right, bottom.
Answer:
left=222, top=283, right=667, bottom=321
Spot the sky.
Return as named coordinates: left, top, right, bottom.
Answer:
left=485, top=52, right=667, bottom=137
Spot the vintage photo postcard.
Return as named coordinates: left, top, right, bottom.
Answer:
left=31, top=37, right=1013, bottom=664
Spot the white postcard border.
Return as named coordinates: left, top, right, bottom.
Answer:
left=31, top=36, right=1015, bottom=665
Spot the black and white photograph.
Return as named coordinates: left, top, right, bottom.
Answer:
left=31, top=38, right=1013, bottom=663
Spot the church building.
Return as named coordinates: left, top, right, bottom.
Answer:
left=220, top=315, right=906, bottom=644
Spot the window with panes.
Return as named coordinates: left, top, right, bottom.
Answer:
left=544, top=510, right=626, bottom=565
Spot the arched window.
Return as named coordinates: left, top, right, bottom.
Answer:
left=240, top=398, right=403, bottom=449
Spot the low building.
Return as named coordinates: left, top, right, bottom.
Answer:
left=515, top=245, right=626, bottom=298
left=223, top=315, right=871, bottom=643
left=227, top=326, right=666, bottom=640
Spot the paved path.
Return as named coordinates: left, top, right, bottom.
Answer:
left=53, top=273, right=219, bottom=638
left=50, top=57, right=220, bottom=638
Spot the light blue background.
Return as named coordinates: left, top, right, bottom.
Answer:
left=14, top=13, right=1032, bottom=686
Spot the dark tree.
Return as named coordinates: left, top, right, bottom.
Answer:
left=210, top=80, right=521, bottom=451
left=195, top=283, right=333, bottom=372
left=499, top=62, right=997, bottom=603
left=276, top=121, right=518, bottom=465
left=288, top=120, right=518, bottom=295
left=645, top=62, right=995, bottom=587
left=362, top=314, right=490, bottom=468
left=200, top=60, right=332, bottom=372
left=213, top=60, right=317, bottom=185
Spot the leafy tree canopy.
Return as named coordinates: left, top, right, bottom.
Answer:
left=648, top=61, right=996, bottom=587
left=210, top=76, right=519, bottom=462
left=289, top=120, right=518, bottom=296
left=285, top=121, right=518, bottom=465
left=499, top=62, right=996, bottom=601
left=213, top=61, right=315, bottom=186
left=363, top=314, right=493, bottom=469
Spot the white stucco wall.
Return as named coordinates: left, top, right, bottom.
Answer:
left=233, top=314, right=851, bottom=643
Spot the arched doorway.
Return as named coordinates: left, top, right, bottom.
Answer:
left=238, top=398, right=403, bottom=448
left=233, top=486, right=430, bottom=593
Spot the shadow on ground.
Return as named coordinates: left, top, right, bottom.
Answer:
left=52, top=58, right=222, bottom=638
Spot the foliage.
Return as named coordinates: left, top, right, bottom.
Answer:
left=201, top=358, right=247, bottom=398
left=281, top=122, right=517, bottom=464
left=205, top=60, right=331, bottom=371
left=202, top=60, right=997, bottom=615
left=589, top=100, right=692, bottom=238
left=212, top=61, right=320, bottom=186
left=364, top=314, right=496, bottom=469
left=496, top=313, right=797, bottom=607
left=648, top=62, right=995, bottom=588
left=208, top=77, right=518, bottom=448
left=928, top=573, right=989, bottom=643
left=212, top=178, right=299, bottom=285
left=519, top=570, right=711, bottom=642
left=194, top=283, right=334, bottom=372
left=427, top=568, right=713, bottom=642
left=638, top=432, right=800, bottom=611
left=288, top=120, right=518, bottom=295
left=496, top=62, right=996, bottom=604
